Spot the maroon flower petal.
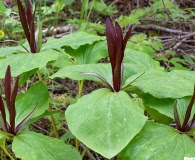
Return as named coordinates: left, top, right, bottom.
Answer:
left=17, top=0, right=30, bottom=43
left=4, top=65, right=11, bottom=112
left=123, top=25, right=133, bottom=49
left=105, top=17, right=117, bottom=68
left=10, top=77, right=19, bottom=134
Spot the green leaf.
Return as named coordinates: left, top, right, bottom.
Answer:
left=0, top=49, right=60, bottom=78
left=186, top=128, right=195, bottom=138
left=131, top=34, right=147, bottom=43
left=19, top=69, right=38, bottom=86
left=132, top=69, right=194, bottom=98
left=145, top=105, right=173, bottom=125
left=119, top=121, right=195, bottom=160
left=171, top=70, right=195, bottom=82
left=124, top=48, right=163, bottom=71
left=66, top=89, right=147, bottom=158
left=0, top=1, right=6, bottom=14
left=65, top=41, right=108, bottom=64
left=142, top=94, right=175, bottom=119
left=15, top=82, right=50, bottom=126
left=42, top=32, right=105, bottom=50
left=89, top=1, right=118, bottom=15
left=176, top=96, right=195, bottom=125
left=0, top=45, right=28, bottom=57
left=51, top=49, right=163, bottom=84
left=50, top=49, right=75, bottom=68
left=0, top=133, right=7, bottom=147
left=12, top=131, right=81, bottom=160
left=50, top=63, right=112, bottom=84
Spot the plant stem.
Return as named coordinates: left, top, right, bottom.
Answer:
left=48, top=106, right=60, bottom=139
left=117, top=155, right=120, bottom=160
left=75, top=80, right=84, bottom=150
left=36, top=69, right=60, bottom=139
left=75, top=138, right=80, bottom=151
left=36, top=70, right=43, bottom=81
left=86, top=0, right=95, bottom=22
left=80, top=0, right=88, bottom=21
left=77, top=80, right=84, bottom=99
left=81, top=146, right=88, bottom=159
left=1, top=146, right=15, bottom=160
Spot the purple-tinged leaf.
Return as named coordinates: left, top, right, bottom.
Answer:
left=82, top=72, right=114, bottom=91
left=105, top=18, right=132, bottom=92
left=25, top=0, right=33, bottom=28
left=0, top=95, right=8, bottom=132
left=105, top=17, right=117, bottom=68
left=4, top=65, right=11, bottom=112
left=123, top=25, right=133, bottom=49
left=113, top=22, right=123, bottom=91
left=186, top=113, right=195, bottom=131
left=115, top=22, right=123, bottom=64
left=9, top=77, right=19, bottom=134
left=15, top=105, right=37, bottom=133
left=174, top=102, right=181, bottom=131
left=17, top=0, right=30, bottom=43
left=181, top=85, right=195, bottom=130
left=26, top=0, right=36, bottom=53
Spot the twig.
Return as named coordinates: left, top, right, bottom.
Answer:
left=133, top=24, right=189, bottom=34
left=173, top=37, right=188, bottom=50
left=80, top=144, right=96, bottom=160
left=161, top=0, right=172, bottom=20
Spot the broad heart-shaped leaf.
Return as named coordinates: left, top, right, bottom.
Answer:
left=66, top=88, right=147, bottom=158
left=0, top=42, right=30, bottom=57
left=50, top=63, right=112, bottom=84
left=0, top=49, right=60, bottom=78
left=141, top=94, right=195, bottom=125
left=50, top=48, right=163, bottom=83
left=119, top=121, right=195, bottom=160
left=42, top=32, right=105, bottom=50
left=142, top=94, right=175, bottom=119
left=15, top=82, right=50, bottom=126
left=171, top=70, right=195, bottom=82
left=132, top=69, right=194, bottom=98
left=123, top=48, right=163, bottom=71
left=65, top=40, right=108, bottom=64
left=12, top=131, right=81, bottom=160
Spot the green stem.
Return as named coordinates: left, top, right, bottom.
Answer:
left=48, top=106, right=60, bottom=139
left=1, top=147, right=15, bottom=160
left=81, top=146, right=88, bottom=159
left=80, top=0, right=88, bottom=21
left=86, top=0, right=95, bottom=22
left=36, top=69, right=59, bottom=139
left=75, top=138, right=80, bottom=151
left=77, top=80, right=84, bottom=99
left=117, top=155, right=120, bottom=160
left=36, top=70, right=43, bottom=81
left=75, top=80, right=84, bottom=150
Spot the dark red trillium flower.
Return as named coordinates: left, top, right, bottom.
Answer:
left=105, top=17, right=132, bottom=92
left=174, top=85, right=195, bottom=133
left=17, top=0, right=36, bottom=53
left=0, top=66, right=36, bottom=135
left=83, top=18, right=132, bottom=92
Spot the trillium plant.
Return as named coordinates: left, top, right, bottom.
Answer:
left=0, top=66, right=36, bottom=135
left=0, top=0, right=194, bottom=158
left=83, top=18, right=132, bottom=92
